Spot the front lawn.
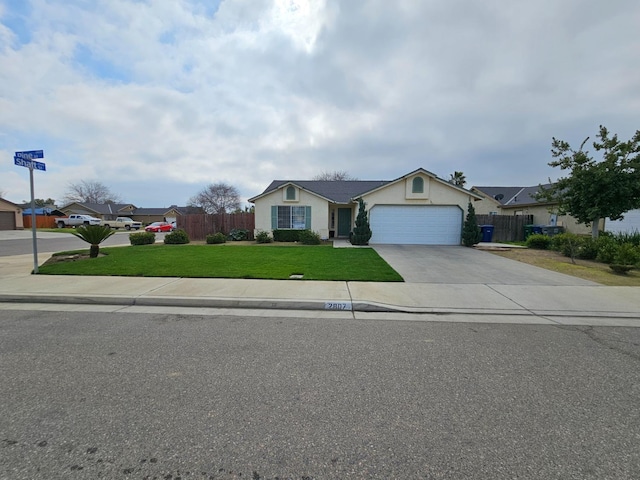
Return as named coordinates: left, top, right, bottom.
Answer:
left=37, top=244, right=404, bottom=282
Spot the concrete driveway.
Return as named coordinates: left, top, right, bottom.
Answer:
left=372, top=245, right=599, bottom=286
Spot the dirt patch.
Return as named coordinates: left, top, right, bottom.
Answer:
left=42, top=253, right=105, bottom=266
left=487, top=247, right=640, bottom=286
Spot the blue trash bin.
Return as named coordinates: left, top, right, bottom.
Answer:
left=532, top=225, right=543, bottom=235
left=480, top=225, right=494, bottom=242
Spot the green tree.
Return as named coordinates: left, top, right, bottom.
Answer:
left=34, top=198, right=56, bottom=207
left=538, top=126, right=640, bottom=238
left=448, top=171, right=466, bottom=187
left=461, top=201, right=481, bottom=247
left=350, top=198, right=372, bottom=245
left=71, top=225, right=115, bottom=258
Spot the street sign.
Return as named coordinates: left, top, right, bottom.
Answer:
left=13, top=149, right=46, bottom=273
left=14, top=157, right=46, bottom=171
left=15, top=150, right=44, bottom=160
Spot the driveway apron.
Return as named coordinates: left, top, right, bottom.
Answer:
left=372, top=245, right=599, bottom=285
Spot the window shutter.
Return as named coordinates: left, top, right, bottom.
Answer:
left=305, top=206, right=311, bottom=229
left=271, top=206, right=277, bottom=229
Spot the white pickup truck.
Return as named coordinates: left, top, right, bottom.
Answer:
left=100, top=217, right=142, bottom=230
left=55, top=214, right=102, bottom=228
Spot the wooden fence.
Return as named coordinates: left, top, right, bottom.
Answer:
left=476, top=214, right=534, bottom=242
left=178, top=213, right=255, bottom=241
left=23, top=216, right=58, bottom=229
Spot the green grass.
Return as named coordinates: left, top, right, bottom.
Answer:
left=38, top=244, right=404, bottom=282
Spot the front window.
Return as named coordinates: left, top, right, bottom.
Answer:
left=278, top=206, right=306, bottom=229
left=286, top=186, right=296, bottom=200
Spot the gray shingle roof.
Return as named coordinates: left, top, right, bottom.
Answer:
left=63, top=202, right=189, bottom=216
left=473, top=184, right=553, bottom=206
left=74, top=202, right=134, bottom=214
left=261, top=180, right=391, bottom=203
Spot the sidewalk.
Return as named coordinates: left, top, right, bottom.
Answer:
left=1, top=253, right=640, bottom=325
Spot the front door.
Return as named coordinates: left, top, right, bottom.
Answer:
left=337, top=208, right=352, bottom=237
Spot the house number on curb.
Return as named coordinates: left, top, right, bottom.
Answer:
left=325, top=302, right=352, bottom=311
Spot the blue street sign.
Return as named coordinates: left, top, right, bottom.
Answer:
left=15, top=150, right=44, bottom=160
left=14, top=156, right=46, bottom=171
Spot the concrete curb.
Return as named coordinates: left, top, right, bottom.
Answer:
left=3, top=293, right=640, bottom=320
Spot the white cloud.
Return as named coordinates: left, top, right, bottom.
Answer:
left=1, top=0, right=639, bottom=207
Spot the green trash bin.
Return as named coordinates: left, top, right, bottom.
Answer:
left=524, top=225, right=534, bottom=240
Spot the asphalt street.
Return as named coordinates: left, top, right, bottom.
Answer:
left=1, top=309, right=639, bottom=479
left=0, top=230, right=165, bottom=256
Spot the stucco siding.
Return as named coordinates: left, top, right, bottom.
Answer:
left=361, top=176, right=475, bottom=216
left=253, top=187, right=330, bottom=238
left=473, top=197, right=501, bottom=215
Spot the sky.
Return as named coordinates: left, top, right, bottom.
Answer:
left=1, top=0, right=639, bottom=209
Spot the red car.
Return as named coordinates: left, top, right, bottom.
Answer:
left=145, top=222, right=173, bottom=232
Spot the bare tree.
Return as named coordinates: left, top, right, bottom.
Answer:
left=62, top=180, right=122, bottom=205
left=312, top=170, right=357, bottom=181
left=189, top=182, right=241, bottom=214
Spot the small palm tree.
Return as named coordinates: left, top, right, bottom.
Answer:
left=71, top=225, right=116, bottom=258
left=449, top=171, right=467, bottom=187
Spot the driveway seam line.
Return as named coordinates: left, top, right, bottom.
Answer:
left=486, top=284, right=563, bottom=325
left=345, top=282, right=356, bottom=318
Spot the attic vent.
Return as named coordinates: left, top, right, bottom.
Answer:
left=494, top=194, right=504, bottom=201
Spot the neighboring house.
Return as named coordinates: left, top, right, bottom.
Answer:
left=58, top=202, right=188, bottom=225
left=471, top=185, right=602, bottom=235
left=249, top=168, right=482, bottom=245
left=21, top=207, right=66, bottom=228
left=0, top=198, right=24, bottom=230
left=606, top=209, right=640, bottom=234
left=22, top=207, right=65, bottom=217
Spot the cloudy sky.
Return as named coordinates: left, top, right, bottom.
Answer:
left=1, top=0, right=639, bottom=208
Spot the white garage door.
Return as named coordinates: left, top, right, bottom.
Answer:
left=369, top=205, right=462, bottom=245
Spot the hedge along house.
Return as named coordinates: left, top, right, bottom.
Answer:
left=249, top=168, right=482, bottom=245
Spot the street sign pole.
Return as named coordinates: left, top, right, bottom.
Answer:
left=29, top=165, right=39, bottom=274
left=14, top=150, right=45, bottom=274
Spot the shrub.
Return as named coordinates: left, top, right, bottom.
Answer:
left=129, top=232, right=156, bottom=245
left=461, top=201, right=482, bottom=247
left=610, top=230, right=640, bottom=247
left=206, top=232, right=227, bottom=244
left=525, top=234, right=551, bottom=250
left=596, top=241, right=619, bottom=264
left=298, top=229, right=321, bottom=245
left=614, top=243, right=640, bottom=266
left=350, top=198, right=372, bottom=246
left=71, top=225, right=116, bottom=257
left=164, top=229, right=190, bottom=244
left=255, top=231, right=272, bottom=244
left=550, top=233, right=585, bottom=258
left=273, top=229, right=301, bottom=242
left=576, top=237, right=600, bottom=260
left=228, top=228, right=248, bottom=241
